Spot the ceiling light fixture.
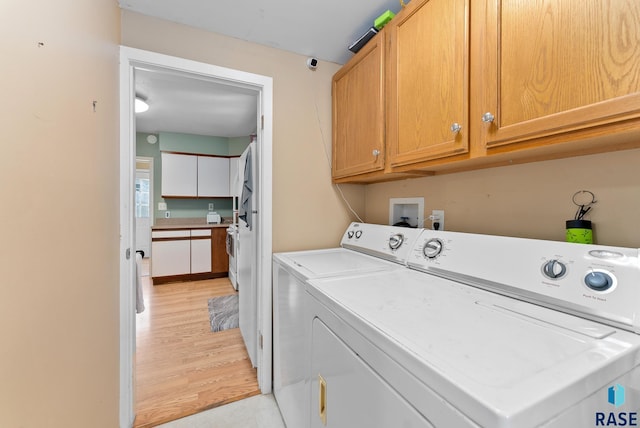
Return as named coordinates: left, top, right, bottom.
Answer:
left=135, top=95, right=149, bottom=113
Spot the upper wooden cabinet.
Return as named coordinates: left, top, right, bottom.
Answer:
left=475, top=0, right=640, bottom=153
left=332, top=30, right=386, bottom=179
left=332, top=0, right=640, bottom=182
left=386, top=0, right=469, bottom=168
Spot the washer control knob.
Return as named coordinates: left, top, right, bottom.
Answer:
left=347, top=231, right=354, bottom=239
left=542, top=259, right=567, bottom=279
left=423, top=239, right=443, bottom=259
left=389, top=233, right=404, bottom=250
left=585, top=271, right=614, bottom=291
left=355, top=230, right=362, bottom=239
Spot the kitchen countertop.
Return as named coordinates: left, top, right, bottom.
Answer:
left=152, top=218, right=233, bottom=230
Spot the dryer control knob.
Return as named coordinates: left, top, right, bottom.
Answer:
left=585, top=271, right=614, bottom=291
left=542, top=259, right=567, bottom=279
left=423, top=239, right=443, bottom=259
left=389, top=233, right=404, bottom=250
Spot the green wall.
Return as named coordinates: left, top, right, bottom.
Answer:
left=159, top=131, right=229, bottom=154
left=136, top=132, right=250, bottom=222
left=229, top=136, right=251, bottom=156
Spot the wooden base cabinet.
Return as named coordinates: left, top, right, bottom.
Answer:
left=211, top=227, right=229, bottom=275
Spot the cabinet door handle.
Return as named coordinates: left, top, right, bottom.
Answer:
left=372, top=149, right=381, bottom=157
left=318, top=374, right=327, bottom=425
left=481, top=112, right=495, bottom=123
left=450, top=122, right=462, bottom=133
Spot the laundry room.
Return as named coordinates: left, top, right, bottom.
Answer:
left=5, top=1, right=640, bottom=428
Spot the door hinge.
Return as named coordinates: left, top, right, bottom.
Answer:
left=125, top=248, right=131, bottom=260
left=259, top=333, right=263, bottom=350
left=261, top=115, right=264, bottom=130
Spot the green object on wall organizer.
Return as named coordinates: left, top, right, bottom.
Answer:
left=374, top=10, right=395, bottom=30
left=566, top=220, right=593, bottom=244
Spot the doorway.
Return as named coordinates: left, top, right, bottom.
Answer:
left=119, top=47, right=273, bottom=427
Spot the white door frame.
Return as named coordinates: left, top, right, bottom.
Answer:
left=119, top=46, right=273, bottom=427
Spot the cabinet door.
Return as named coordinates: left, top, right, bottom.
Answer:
left=211, top=227, right=229, bottom=274
left=478, top=0, right=640, bottom=151
left=197, top=156, right=230, bottom=197
left=310, top=318, right=433, bottom=428
left=387, top=0, right=469, bottom=167
left=190, top=229, right=212, bottom=274
left=151, top=231, right=191, bottom=277
left=332, top=30, right=386, bottom=179
left=161, top=153, right=197, bottom=197
left=229, top=157, right=240, bottom=197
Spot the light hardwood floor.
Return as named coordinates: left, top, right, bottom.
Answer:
left=134, top=260, right=260, bottom=428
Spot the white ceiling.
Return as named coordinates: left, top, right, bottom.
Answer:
left=120, top=0, right=404, bottom=65
left=124, top=0, right=405, bottom=138
left=135, top=67, right=258, bottom=137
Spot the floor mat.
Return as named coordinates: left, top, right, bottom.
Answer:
left=208, top=294, right=239, bottom=332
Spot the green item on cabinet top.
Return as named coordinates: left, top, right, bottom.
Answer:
left=374, top=10, right=395, bottom=30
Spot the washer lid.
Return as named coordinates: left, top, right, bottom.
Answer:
left=308, top=269, right=640, bottom=428
left=273, top=248, right=398, bottom=280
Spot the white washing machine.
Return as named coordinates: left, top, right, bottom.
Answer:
left=307, top=230, right=640, bottom=427
left=272, top=222, right=424, bottom=428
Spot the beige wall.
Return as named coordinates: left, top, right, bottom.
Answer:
left=0, top=1, right=121, bottom=427
left=121, top=9, right=640, bottom=251
left=121, top=11, right=366, bottom=252
left=366, top=148, right=640, bottom=247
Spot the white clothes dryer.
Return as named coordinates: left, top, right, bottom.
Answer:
left=272, top=222, right=423, bottom=428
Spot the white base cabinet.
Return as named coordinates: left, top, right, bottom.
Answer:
left=310, top=318, right=433, bottom=428
left=190, top=229, right=212, bottom=273
left=151, top=228, right=212, bottom=278
left=150, top=230, right=191, bottom=277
